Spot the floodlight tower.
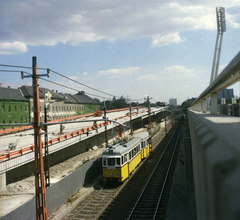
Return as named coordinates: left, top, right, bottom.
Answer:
left=210, top=7, right=226, bottom=84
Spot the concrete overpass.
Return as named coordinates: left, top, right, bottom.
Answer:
left=187, top=51, right=240, bottom=220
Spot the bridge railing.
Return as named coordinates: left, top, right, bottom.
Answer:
left=189, top=51, right=240, bottom=114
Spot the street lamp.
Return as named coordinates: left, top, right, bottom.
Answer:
left=44, top=92, right=67, bottom=188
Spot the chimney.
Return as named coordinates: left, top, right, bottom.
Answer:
left=8, top=86, right=11, bottom=88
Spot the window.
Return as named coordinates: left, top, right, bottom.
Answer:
left=116, top=158, right=120, bottom=166
left=108, top=158, right=115, bottom=166
left=52, top=106, right=54, bottom=112
left=40, top=106, right=41, bottom=112
left=9, top=106, right=11, bottom=112
left=2, top=105, right=5, bottom=113
left=20, top=106, right=22, bottom=112
left=25, top=106, right=28, bottom=112
left=56, top=106, right=58, bottom=112
left=15, top=106, right=17, bottom=112
left=102, top=158, right=106, bottom=166
left=124, top=154, right=128, bottom=163
left=121, top=156, right=123, bottom=164
left=129, top=152, right=132, bottom=160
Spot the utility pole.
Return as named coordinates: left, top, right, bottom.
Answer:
left=103, top=99, right=108, bottom=147
left=129, top=102, right=133, bottom=136
left=147, top=96, right=153, bottom=158
left=32, top=57, right=48, bottom=219
left=44, top=92, right=50, bottom=188
left=164, top=102, right=167, bottom=137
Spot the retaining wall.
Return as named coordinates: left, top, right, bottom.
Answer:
left=1, top=156, right=102, bottom=220
left=188, top=109, right=240, bottom=220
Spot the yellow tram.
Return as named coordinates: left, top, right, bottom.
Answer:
left=102, top=132, right=150, bottom=182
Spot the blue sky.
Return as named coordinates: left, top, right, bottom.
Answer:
left=0, top=0, right=240, bottom=105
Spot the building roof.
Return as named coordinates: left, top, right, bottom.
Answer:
left=19, top=86, right=100, bottom=105
left=0, top=87, right=28, bottom=101
left=72, top=92, right=100, bottom=105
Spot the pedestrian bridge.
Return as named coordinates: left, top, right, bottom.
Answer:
left=187, top=51, right=240, bottom=220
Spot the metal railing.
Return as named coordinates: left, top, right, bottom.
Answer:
left=190, top=51, right=240, bottom=113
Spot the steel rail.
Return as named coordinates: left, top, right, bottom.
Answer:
left=153, top=126, right=182, bottom=219
left=127, top=124, right=179, bottom=220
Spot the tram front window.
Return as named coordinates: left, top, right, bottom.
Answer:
left=102, top=158, right=106, bottom=166
left=116, top=158, right=120, bottom=166
left=108, top=158, right=115, bottom=166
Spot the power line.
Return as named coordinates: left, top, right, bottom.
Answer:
left=50, top=69, right=119, bottom=99
left=0, top=63, right=148, bottom=103
left=38, top=77, right=108, bottom=99
left=0, top=64, right=47, bottom=70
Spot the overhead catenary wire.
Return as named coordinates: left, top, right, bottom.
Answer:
left=0, top=64, right=47, bottom=70
left=39, top=77, right=109, bottom=99
left=0, top=63, right=154, bottom=103
left=50, top=69, right=119, bottom=99
left=0, top=63, right=119, bottom=99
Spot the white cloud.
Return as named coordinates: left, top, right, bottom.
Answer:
left=83, top=72, right=88, bottom=76
left=98, top=67, right=140, bottom=79
left=137, top=74, right=157, bottom=81
left=161, top=65, right=199, bottom=80
left=151, top=32, right=183, bottom=47
left=1, top=1, right=240, bottom=54
left=0, top=41, right=27, bottom=54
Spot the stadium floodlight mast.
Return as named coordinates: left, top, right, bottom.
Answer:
left=210, top=6, right=226, bottom=84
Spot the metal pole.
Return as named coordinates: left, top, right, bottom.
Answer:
left=44, top=94, right=50, bottom=188
left=164, top=103, right=167, bottom=137
left=32, top=56, right=48, bottom=219
left=129, top=103, right=133, bottom=135
left=104, top=100, right=108, bottom=147
left=215, top=32, right=224, bottom=79
left=147, top=96, right=153, bottom=157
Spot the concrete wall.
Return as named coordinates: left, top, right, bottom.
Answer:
left=188, top=109, right=240, bottom=220
left=2, top=156, right=102, bottom=220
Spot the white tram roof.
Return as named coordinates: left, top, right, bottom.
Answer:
left=133, top=131, right=149, bottom=139
left=102, top=136, right=142, bottom=156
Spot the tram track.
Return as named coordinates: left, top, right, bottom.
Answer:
left=62, top=122, right=179, bottom=220
left=127, top=125, right=182, bottom=220
left=98, top=123, right=182, bottom=220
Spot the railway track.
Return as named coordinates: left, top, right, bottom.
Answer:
left=62, top=122, right=180, bottom=220
left=98, top=123, right=182, bottom=220
left=127, top=125, right=182, bottom=220
left=63, top=180, right=122, bottom=220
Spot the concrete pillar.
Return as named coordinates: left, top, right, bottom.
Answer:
left=202, top=99, right=206, bottom=113
left=211, top=93, right=218, bottom=114
left=0, top=173, right=6, bottom=192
